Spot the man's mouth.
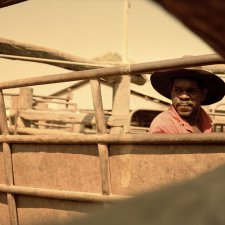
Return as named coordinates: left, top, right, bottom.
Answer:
left=178, top=102, right=192, bottom=106
left=177, top=104, right=192, bottom=111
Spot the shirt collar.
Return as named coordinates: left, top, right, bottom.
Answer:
left=168, top=105, right=212, bottom=133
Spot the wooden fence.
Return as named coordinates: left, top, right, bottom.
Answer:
left=1, top=54, right=225, bottom=225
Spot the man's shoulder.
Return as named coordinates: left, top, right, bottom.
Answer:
left=152, top=109, right=173, bottom=121
left=149, top=109, right=179, bottom=133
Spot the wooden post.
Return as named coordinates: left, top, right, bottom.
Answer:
left=90, top=79, right=111, bottom=196
left=71, top=124, right=84, bottom=133
left=9, top=95, right=19, bottom=126
left=71, top=103, right=84, bottom=133
left=18, top=87, right=33, bottom=110
left=110, top=75, right=131, bottom=134
left=17, top=87, right=33, bottom=128
left=0, top=90, right=18, bottom=225
left=35, top=102, right=48, bottom=129
left=66, top=88, right=72, bottom=109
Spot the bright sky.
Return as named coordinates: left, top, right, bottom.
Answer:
left=0, top=0, right=215, bottom=96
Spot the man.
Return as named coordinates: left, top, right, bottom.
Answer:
left=149, top=68, right=225, bottom=133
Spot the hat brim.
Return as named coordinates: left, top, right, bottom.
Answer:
left=150, top=69, right=225, bottom=105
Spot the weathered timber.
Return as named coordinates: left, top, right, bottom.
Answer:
left=15, top=108, right=126, bottom=130
left=90, top=79, right=111, bottom=196
left=0, top=184, right=127, bottom=203
left=33, top=99, right=76, bottom=106
left=0, top=37, right=102, bottom=70
left=4, top=92, right=71, bottom=101
left=0, top=37, right=146, bottom=85
left=0, top=133, right=225, bottom=144
left=0, top=54, right=223, bottom=90
left=16, top=88, right=33, bottom=129
left=203, top=64, right=225, bottom=74
left=0, top=91, right=18, bottom=225
left=8, top=126, right=76, bottom=135
left=34, top=122, right=71, bottom=129
left=17, top=109, right=108, bottom=125
left=110, top=75, right=130, bottom=134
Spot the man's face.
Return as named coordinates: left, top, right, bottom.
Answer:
left=171, top=78, right=206, bottom=118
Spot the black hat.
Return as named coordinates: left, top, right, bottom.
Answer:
left=150, top=68, right=225, bottom=105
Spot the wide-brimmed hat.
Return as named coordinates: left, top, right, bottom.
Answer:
left=150, top=68, right=225, bottom=105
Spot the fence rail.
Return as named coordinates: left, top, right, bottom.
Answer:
left=0, top=54, right=225, bottom=225
left=0, top=54, right=224, bottom=90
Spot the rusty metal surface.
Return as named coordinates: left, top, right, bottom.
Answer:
left=0, top=143, right=103, bottom=224
left=11, top=144, right=101, bottom=193
left=1, top=140, right=225, bottom=223
left=0, top=147, right=6, bottom=184
left=109, top=143, right=225, bottom=195
left=0, top=193, right=9, bottom=225
left=16, top=196, right=102, bottom=225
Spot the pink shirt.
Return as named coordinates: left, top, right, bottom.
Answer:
left=149, top=106, right=213, bottom=134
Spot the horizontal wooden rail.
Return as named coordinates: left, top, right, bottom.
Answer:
left=0, top=54, right=109, bottom=68
left=0, top=54, right=223, bottom=90
left=0, top=37, right=108, bottom=72
left=18, top=109, right=108, bottom=124
left=209, top=113, right=225, bottom=117
left=9, top=126, right=76, bottom=135
left=1, top=133, right=225, bottom=144
left=17, top=109, right=124, bottom=127
left=0, top=184, right=128, bottom=203
left=33, top=99, right=76, bottom=105
left=33, top=122, right=71, bottom=128
left=4, top=92, right=70, bottom=101
left=10, top=123, right=102, bottom=135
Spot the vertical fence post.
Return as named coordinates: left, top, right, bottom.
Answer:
left=9, top=95, right=19, bottom=127
left=90, top=79, right=111, bottom=196
left=17, top=87, right=33, bottom=129
left=0, top=90, right=18, bottom=225
left=35, top=102, right=48, bottom=129
left=110, top=75, right=131, bottom=134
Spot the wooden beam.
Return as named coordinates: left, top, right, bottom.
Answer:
left=17, top=109, right=109, bottom=124
left=0, top=54, right=223, bottom=90
left=1, top=133, right=225, bottom=144
left=0, top=184, right=128, bottom=203
left=90, top=79, right=112, bottom=195
left=0, top=37, right=146, bottom=85
left=0, top=91, right=18, bottom=225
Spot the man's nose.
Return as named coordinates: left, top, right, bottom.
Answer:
left=179, top=92, right=190, bottom=99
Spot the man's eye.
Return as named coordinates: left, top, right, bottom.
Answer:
left=188, top=89, right=197, bottom=94
left=174, top=89, right=181, bottom=93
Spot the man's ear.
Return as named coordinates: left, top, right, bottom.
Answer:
left=201, top=88, right=207, bottom=102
